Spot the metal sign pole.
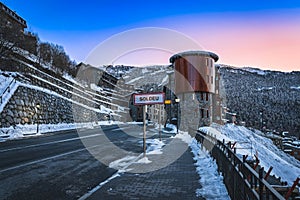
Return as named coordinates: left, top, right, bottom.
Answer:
left=133, top=93, right=165, bottom=157
left=143, top=105, right=147, bottom=157
left=159, top=105, right=161, bottom=141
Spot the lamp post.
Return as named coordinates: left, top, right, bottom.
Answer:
left=35, top=103, right=41, bottom=134
left=167, top=71, right=173, bottom=124
left=175, top=98, right=180, bottom=134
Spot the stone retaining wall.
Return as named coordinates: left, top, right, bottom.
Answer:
left=0, top=86, right=106, bottom=128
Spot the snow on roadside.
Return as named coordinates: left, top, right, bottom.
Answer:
left=0, top=121, right=122, bottom=142
left=146, top=139, right=165, bottom=155
left=172, top=131, right=192, bottom=144
left=174, top=132, right=230, bottom=199
left=108, top=138, right=166, bottom=172
left=190, top=139, right=230, bottom=200
left=109, top=156, right=138, bottom=171
left=136, top=157, right=152, bottom=164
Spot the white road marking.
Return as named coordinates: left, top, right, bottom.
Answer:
left=111, top=126, right=132, bottom=132
left=78, top=153, right=144, bottom=200
left=0, top=125, right=129, bottom=153
left=0, top=133, right=103, bottom=153
left=0, top=144, right=102, bottom=173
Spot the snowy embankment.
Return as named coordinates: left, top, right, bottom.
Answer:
left=200, top=124, right=300, bottom=186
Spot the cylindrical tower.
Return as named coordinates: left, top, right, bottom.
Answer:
left=169, top=51, right=219, bottom=131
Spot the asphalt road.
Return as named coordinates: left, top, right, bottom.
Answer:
left=0, top=124, right=150, bottom=200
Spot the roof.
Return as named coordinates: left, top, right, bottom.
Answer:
left=169, top=50, right=219, bottom=63
left=0, top=2, right=27, bottom=28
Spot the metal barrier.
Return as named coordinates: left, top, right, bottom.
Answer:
left=195, top=130, right=285, bottom=200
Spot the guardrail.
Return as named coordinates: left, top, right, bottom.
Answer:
left=195, top=130, right=285, bottom=200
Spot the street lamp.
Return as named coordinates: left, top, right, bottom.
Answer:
left=167, top=71, right=173, bottom=124
left=35, top=103, right=41, bottom=134
left=175, top=98, right=180, bottom=134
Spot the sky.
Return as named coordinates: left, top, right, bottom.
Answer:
left=2, top=0, right=300, bottom=71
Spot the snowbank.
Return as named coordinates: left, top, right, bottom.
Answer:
left=200, top=124, right=300, bottom=186
left=190, top=139, right=230, bottom=199
left=174, top=131, right=230, bottom=199
left=0, top=121, right=121, bottom=142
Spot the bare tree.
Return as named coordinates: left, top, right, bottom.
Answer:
left=0, top=22, right=22, bottom=58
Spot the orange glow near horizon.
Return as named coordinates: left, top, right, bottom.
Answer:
left=174, top=12, right=300, bottom=72
left=110, top=10, right=300, bottom=72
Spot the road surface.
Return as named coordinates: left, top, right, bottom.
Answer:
left=0, top=124, right=149, bottom=200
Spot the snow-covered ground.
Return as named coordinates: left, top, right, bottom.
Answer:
left=0, top=71, right=19, bottom=113
left=0, top=121, right=120, bottom=142
left=175, top=132, right=230, bottom=199
left=200, top=123, right=300, bottom=186
left=0, top=71, right=15, bottom=94
left=190, top=139, right=230, bottom=199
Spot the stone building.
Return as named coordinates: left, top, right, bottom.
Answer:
left=169, top=50, right=222, bottom=131
left=0, top=2, right=37, bottom=55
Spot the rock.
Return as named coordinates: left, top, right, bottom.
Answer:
left=16, top=118, right=21, bottom=124
left=5, top=116, right=14, bottom=124
left=7, top=109, right=14, bottom=117
left=24, top=118, right=29, bottom=123
left=20, top=100, right=25, bottom=106
left=15, top=99, right=21, bottom=106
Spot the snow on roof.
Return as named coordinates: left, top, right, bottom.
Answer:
left=169, top=50, right=219, bottom=62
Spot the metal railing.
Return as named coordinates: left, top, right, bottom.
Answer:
left=195, top=130, right=285, bottom=200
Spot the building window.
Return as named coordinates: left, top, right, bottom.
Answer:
left=211, top=76, right=214, bottom=84
left=201, top=109, right=204, bottom=118
left=207, top=75, right=210, bottom=83
left=206, top=58, right=209, bottom=66
left=206, top=93, right=209, bottom=101
left=207, top=110, right=209, bottom=118
left=201, top=92, right=204, bottom=100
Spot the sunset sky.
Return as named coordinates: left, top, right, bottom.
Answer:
left=3, top=0, right=300, bottom=71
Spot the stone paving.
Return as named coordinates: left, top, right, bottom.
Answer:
left=88, top=139, right=204, bottom=200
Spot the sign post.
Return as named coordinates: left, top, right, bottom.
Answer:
left=133, top=93, right=165, bottom=157
left=158, top=105, right=161, bottom=141
left=143, top=105, right=147, bottom=157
